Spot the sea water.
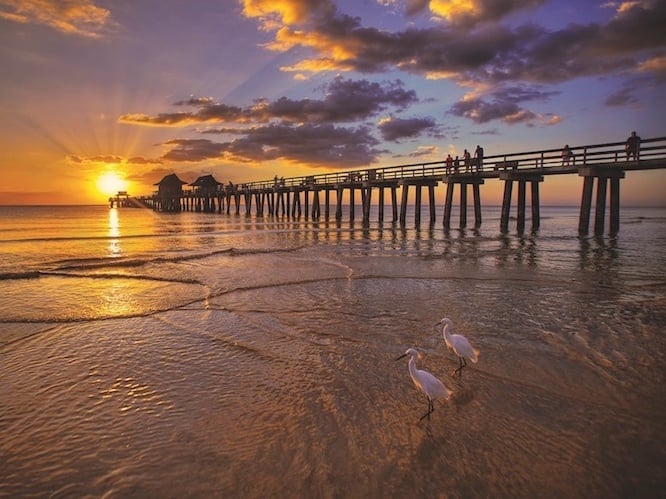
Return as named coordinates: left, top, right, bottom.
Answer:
left=1, top=204, right=664, bottom=497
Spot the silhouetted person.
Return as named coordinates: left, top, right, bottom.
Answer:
left=474, top=145, right=484, bottom=172
left=625, top=131, right=641, bottom=160
left=445, top=154, right=453, bottom=174
left=463, top=149, right=471, bottom=172
left=454, top=155, right=460, bottom=173
left=561, top=144, right=574, bottom=165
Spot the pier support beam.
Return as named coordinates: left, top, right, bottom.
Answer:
left=442, top=177, right=484, bottom=229
left=578, top=167, right=625, bottom=236
left=499, top=172, right=543, bottom=233
left=399, top=180, right=438, bottom=228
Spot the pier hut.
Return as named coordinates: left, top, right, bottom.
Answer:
left=188, top=174, right=223, bottom=212
left=155, top=173, right=187, bottom=212
left=109, top=191, right=129, bottom=208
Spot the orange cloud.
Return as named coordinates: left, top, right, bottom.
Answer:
left=0, top=0, right=114, bottom=38
left=429, top=0, right=479, bottom=22
left=241, top=0, right=332, bottom=26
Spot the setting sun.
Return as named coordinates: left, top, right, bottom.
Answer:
left=96, top=172, right=127, bottom=197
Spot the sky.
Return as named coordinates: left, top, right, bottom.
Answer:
left=0, top=0, right=664, bottom=206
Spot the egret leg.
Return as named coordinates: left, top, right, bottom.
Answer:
left=419, top=399, right=434, bottom=421
left=453, top=356, right=467, bottom=377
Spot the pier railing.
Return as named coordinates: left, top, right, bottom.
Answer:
left=229, top=136, right=666, bottom=191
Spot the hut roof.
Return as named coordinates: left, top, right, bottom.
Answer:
left=189, top=174, right=222, bottom=187
left=155, top=173, right=187, bottom=186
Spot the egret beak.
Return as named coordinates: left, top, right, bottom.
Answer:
left=395, top=353, right=407, bottom=361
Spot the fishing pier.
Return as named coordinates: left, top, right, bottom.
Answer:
left=138, top=136, right=666, bottom=235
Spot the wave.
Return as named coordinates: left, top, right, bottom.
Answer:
left=0, top=233, right=160, bottom=244
left=50, top=248, right=235, bottom=271
left=0, top=271, right=42, bottom=281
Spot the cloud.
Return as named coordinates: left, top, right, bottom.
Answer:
left=241, top=0, right=336, bottom=26
left=120, top=77, right=423, bottom=168
left=0, top=0, right=114, bottom=38
left=67, top=154, right=161, bottom=165
left=127, top=157, right=163, bottom=165
left=242, top=0, right=666, bottom=91
left=604, top=87, right=639, bottom=107
left=449, top=85, right=561, bottom=125
left=162, top=123, right=381, bottom=168
left=377, top=116, right=439, bottom=141
left=119, top=104, right=246, bottom=126
left=120, top=77, right=417, bottom=126
left=404, top=145, right=438, bottom=158
left=426, top=0, right=547, bottom=28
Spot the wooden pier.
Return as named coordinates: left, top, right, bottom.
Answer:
left=136, top=136, right=666, bottom=235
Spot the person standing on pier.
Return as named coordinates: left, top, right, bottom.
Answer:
left=474, top=145, right=484, bottom=172
left=445, top=154, right=454, bottom=174
left=625, top=131, right=641, bottom=161
left=463, top=149, right=471, bottom=172
left=561, top=144, right=574, bottom=165
left=454, top=155, right=460, bottom=173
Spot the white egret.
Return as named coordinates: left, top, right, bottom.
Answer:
left=435, top=317, right=479, bottom=377
left=396, top=348, right=452, bottom=421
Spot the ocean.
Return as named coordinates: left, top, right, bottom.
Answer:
left=1, top=204, right=664, bottom=497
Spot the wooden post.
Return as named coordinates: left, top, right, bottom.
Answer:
left=610, top=178, right=620, bottom=235
left=378, top=187, right=385, bottom=223
left=400, top=184, right=409, bottom=227
left=415, top=184, right=422, bottom=227
left=531, top=181, right=540, bottom=230
left=336, top=188, right=343, bottom=220
left=312, top=189, right=320, bottom=219
left=473, top=183, right=482, bottom=228
left=391, top=187, right=398, bottom=222
left=363, top=186, right=372, bottom=225
left=443, top=182, right=454, bottom=229
left=579, top=176, right=594, bottom=235
left=500, top=180, right=513, bottom=232
left=459, top=182, right=467, bottom=228
left=428, top=185, right=436, bottom=226
left=325, top=189, right=330, bottom=220
left=594, top=177, right=608, bottom=236
left=517, top=180, right=526, bottom=233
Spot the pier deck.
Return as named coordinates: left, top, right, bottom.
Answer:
left=137, top=136, right=666, bottom=235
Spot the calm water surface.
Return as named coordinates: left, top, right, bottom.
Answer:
left=1, top=205, right=664, bottom=497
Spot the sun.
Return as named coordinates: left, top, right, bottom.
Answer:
left=96, top=171, right=128, bottom=197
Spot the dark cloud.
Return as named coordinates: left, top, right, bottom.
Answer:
left=449, top=84, right=559, bottom=125
left=256, top=77, right=417, bottom=123
left=261, top=0, right=666, bottom=90
left=604, top=87, right=640, bottom=107
left=162, top=124, right=381, bottom=167
left=119, top=103, right=245, bottom=126
left=121, top=77, right=415, bottom=168
left=450, top=97, right=536, bottom=124
left=120, top=77, right=416, bottom=126
left=378, top=116, right=438, bottom=141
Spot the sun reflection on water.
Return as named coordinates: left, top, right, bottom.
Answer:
left=108, top=208, right=121, bottom=256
